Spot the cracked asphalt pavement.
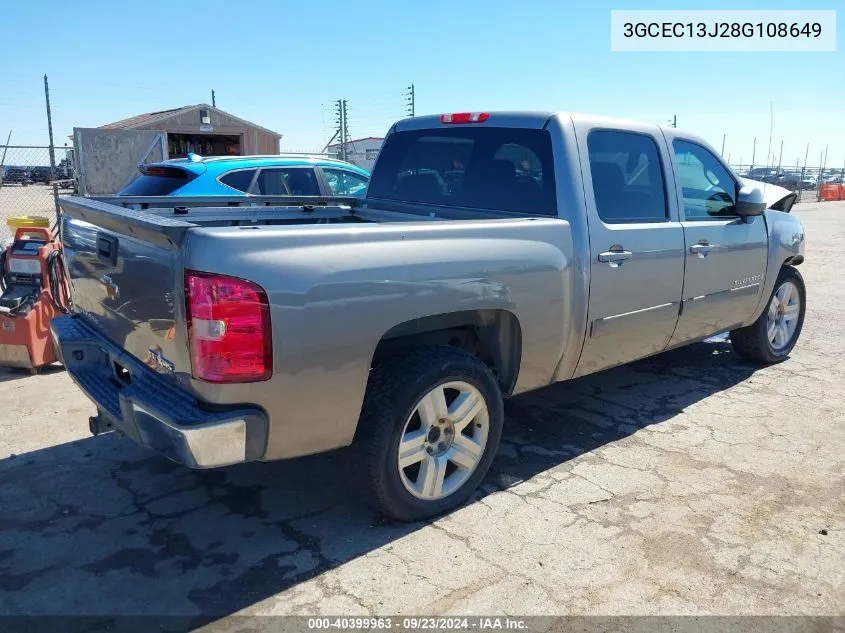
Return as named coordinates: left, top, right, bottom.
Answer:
left=0, top=202, right=843, bottom=624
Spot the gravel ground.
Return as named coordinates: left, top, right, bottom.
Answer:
left=0, top=184, right=68, bottom=241
left=0, top=202, right=843, bottom=626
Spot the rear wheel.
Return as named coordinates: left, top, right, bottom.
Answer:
left=354, top=346, right=503, bottom=521
left=730, top=266, right=806, bottom=363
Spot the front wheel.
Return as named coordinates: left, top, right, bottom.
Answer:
left=354, top=346, right=503, bottom=521
left=730, top=266, right=806, bottom=363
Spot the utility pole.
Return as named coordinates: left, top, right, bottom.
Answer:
left=211, top=90, right=216, bottom=107
left=342, top=99, right=349, bottom=161
left=750, top=137, right=756, bottom=172
left=721, top=134, right=726, bottom=156
left=405, top=84, right=415, bottom=117
left=44, top=74, right=60, bottom=219
left=334, top=100, right=344, bottom=161
left=801, top=143, right=809, bottom=182
left=333, top=99, right=349, bottom=162
left=0, top=130, right=11, bottom=168
left=342, top=99, right=348, bottom=145
left=668, top=115, right=676, bottom=128
left=766, top=101, right=773, bottom=172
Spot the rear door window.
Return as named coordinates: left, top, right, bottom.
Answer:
left=367, top=127, right=556, bottom=215
left=587, top=130, right=668, bottom=223
left=219, top=169, right=257, bottom=193
left=254, top=168, right=320, bottom=195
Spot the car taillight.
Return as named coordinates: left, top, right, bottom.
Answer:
left=440, top=112, right=489, bottom=124
left=185, top=270, right=272, bottom=383
left=140, top=165, right=188, bottom=179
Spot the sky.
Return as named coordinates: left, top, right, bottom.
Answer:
left=0, top=0, right=842, bottom=169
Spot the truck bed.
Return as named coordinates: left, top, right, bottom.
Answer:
left=72, top=194, right=547, bottom=245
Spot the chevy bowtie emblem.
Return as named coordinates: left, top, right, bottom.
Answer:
left=99, top=274, right=120, bottom=300
left=146, top=347, right=175, bottom=374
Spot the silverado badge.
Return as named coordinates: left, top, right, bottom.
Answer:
left=733, top=274, right=763, bottom=287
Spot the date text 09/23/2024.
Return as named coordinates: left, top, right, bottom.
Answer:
left=307, top=617, right=527, bottom=630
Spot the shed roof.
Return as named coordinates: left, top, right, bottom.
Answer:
left=99, top=104, right=281, bottom=138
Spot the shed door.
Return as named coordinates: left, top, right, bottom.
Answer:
left=73, top=128, right=168, bottom=195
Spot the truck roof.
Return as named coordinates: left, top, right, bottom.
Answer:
left=392, top=110, right=681, bottom=134
left=390, top=111, right=707, bottom=151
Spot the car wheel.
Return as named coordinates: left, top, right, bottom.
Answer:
left=354, top=345, right=503, bottom=521
left=730, top=266, right=806, bottom=363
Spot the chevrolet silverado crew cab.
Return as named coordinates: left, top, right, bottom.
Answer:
left=53, top=111, right=807, bottom=521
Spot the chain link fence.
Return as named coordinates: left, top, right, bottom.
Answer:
left=0, top=145, right=76, bottom=243
left=730, top=163, right=845, bottom=203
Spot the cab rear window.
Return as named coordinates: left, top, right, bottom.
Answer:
left=368, top=127, right=557, bottom=215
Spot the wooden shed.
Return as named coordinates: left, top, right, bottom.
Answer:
left=99, top=104, right=281, bottom=158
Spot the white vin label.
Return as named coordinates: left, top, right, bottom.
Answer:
left=611, top=10, right=836, bottom=52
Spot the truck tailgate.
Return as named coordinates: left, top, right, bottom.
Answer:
left=60, top=199, right=189, bottom=378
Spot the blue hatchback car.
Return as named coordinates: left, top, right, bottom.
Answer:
left=119, top=154, right=370, bottom=198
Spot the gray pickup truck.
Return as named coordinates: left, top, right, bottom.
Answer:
left=53, top=111, right=806, bottom=520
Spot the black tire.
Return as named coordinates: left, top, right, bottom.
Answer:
left=730, top=266, right=806, bottom=363
left=353, top=345, right=503, bottom=521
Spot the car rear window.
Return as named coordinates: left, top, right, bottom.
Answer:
left=120, top=167, right=196, bottom=196
left=368, top=127, right=557, bottom=215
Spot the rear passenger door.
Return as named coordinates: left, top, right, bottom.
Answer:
left=573, top=126, right=685, bottom=376
left=251, top=167, right=321, bottom=196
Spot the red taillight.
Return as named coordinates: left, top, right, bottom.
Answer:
left=185, top=270, right=272, bottom=383
left=140, top=165, right=188, bottom=179
left=440, top=112, right=489, bottom=124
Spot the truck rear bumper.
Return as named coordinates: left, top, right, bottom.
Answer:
left=51, top=315, right=267, bottom=468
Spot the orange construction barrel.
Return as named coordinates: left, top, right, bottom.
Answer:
left=820, top=184, right=841, bottom=201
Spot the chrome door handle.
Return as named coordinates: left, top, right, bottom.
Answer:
left=689, top=243, right=713, bottom=257
left=598, top=250, right=632, bottom=263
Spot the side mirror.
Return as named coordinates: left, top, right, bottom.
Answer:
left=736, top=184, right=767, bottom=218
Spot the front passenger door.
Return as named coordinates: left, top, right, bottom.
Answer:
left=669, top=139, right=768, bottom=345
